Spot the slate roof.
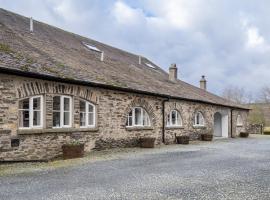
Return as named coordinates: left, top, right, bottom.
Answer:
left=0, top=8, right=249, bottom=110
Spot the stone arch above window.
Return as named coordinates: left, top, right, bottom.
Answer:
left=16, top=81, right=98, bottom=104
left=126, top=107, right=151, bottom=127
left=166, top=109, right=183, bottom=127
left=193, top=111, right=205, bottom=126
left=236, top=114, right=243, bottom=126
left=123, top=98, right=156, bottom=126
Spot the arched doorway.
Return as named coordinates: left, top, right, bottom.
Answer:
left=214, top=112, right=229, bottom=137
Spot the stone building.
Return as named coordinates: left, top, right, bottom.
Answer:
left=0, top=9, right=249, bottom=161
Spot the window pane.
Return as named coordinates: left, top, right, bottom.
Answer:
left=135, top=108, right=142, bottom=125
left=19, top=110, right=29, bottom=127
left=80, top=113, right=86, bottom=127
left=64, top=98, right=70, bottom=111
left=33, top=97, right=41, bottom=110
left=53, top=112, right=61, bottom=127
left=64, top=112, right=70, bottom=126
left=80, top=101, right=86, bottom=112
left=171, top=111, right=176, bottom=125
left=53, top=96, right=60, bottom=111
left=143, top=110, right=150, bottom=126
left=88, top=104, right=94, bottom=113
left=177, top=113, right=182, bottom=126
left=33, top=111, right=41, bottom=126
left=88, top=112, right=94, bottom=126
left=19, top=98, right=29, bottom=109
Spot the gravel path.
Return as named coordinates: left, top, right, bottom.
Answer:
left=1, top=135, right=270, bottom=200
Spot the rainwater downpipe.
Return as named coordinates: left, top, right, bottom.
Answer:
left=162, top=98, right=170, bottom=144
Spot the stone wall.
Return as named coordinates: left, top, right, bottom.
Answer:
left=0, top=73, right=249, bottom=161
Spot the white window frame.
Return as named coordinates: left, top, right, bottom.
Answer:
left=126, top=107, right=151, bottom=127
left=193, top=111, right=205, bottom=127
left=166, top=110, right=182, bottom=127
left=53, top=95, right=72, bottom=128
left=236, top=115, right=243, bottom=126
left=80, top=100, right=96, bottom=128
left=18, top=95, right=43, bottom=129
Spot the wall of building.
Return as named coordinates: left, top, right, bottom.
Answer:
left=0, top=74, right=249, bottom=161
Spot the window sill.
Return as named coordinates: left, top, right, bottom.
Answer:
left=17, top=127, right=99, bottom=135
left=165, top=126, right=184, bottom=130
left=193, top=125, right=206, bottom=129
left=126, top=126, right=154, bottom=131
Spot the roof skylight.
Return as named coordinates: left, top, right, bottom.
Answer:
left=145, top=63, right=156, bottom=69
left=82, top=42, right=101, bottom=52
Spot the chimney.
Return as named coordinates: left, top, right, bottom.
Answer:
left=139, top=55, right=142, bottom=65
left=101, top=51, right=104, bottom=62
left=30, top=17, right=33, bottom=32
left=200, top=75, right=207, bottom=90
left=169, top=63, right=178, bottom=82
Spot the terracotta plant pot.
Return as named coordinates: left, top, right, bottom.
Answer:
left=176, top=135, right=190, bottom=144
left=62, top=143, right=84, bottom=159
left=240, top=132, right=249, bottom=138
left=201, top=133, right=213, bottom=141
left=139, top=137, right=156, bottom=148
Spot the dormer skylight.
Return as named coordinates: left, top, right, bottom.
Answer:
left=82, top=42, right=101, bottom=53
left=145, top=63, right=156, bottom=69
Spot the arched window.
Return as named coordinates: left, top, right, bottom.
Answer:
left=19, top=96, right=43, bottom=129
left=236, top=115, right=243, bottom=126
left=53, top=95, right=72, bottom=128
left=126, top=107, right=150, bottom=127
left=80, top=100, right=95, bottom=127
left=166, top=110, right=182, bottom=127
left=194, top=111, right=204, bottom=126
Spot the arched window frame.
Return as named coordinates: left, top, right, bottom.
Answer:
left=166, top=110, right=183, bottom=127
left=79, top=99, right=96, bottom=128
left=126, top=107, right=151, bottom=127
left=193, top=111, right=205, bottom=127
left=236, top=114, right=243, bottom=126
left=18, top=95, right=44, bottom=129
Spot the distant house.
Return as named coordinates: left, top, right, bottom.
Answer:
left=0, top=9, right=249, bottom=161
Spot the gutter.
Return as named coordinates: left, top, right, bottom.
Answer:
left=0, top=67, right=250, bottom=111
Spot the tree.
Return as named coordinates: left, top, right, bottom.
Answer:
left=221, top=86, right=253, bottom=104
left=258, top=86, right=270, bottom=103
left=248, top=104, right=265, bottom=125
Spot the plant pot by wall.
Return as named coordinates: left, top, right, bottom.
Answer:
left=62, top=144, right=85, bottom=159
left=176, top=135, right=189, bottom=144
left=201, top=134, right=213, bottom=141
left=139, top=137, right=156, bottom=148
left=240, top=132, right=249, bottom=138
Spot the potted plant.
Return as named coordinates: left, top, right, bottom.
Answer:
left=240, top=132, right=249, bottom=138
left=176, top=135, right=189, bottom=144
left=201, top=133, right=213, bottom=141
left=62, top=141, right=85, bottom=159
left=139, top=137, right=156, bottom=148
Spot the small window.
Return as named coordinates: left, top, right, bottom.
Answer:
left=167, top=110, right=182, bottom=127
left=236, top=115, right=243, bottom=126
left=80, top=100, right=95, bottom=127
left=53, top=96, right=72, bottom=128
left=194, top=111, right=204, bottom=126
left=145, top=63, right=156, bottom=69
left=19, top=96, right=43, bottom=129
left=126, top=107, right=150, bottom=127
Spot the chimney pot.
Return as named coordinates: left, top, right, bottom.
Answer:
left=169, top=63, right=178, bottom=82
left=200, top=75, right=207, bottom=90
left=139, top=55, right=142, bottom=65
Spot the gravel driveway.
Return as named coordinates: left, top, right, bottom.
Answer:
left=1, top=135, right=270, bottom=200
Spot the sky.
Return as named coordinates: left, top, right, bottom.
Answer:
left=1, top=0, right=270, bottom=98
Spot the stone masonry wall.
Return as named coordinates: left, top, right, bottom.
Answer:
left=0, top=74, right=249, bottom=161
